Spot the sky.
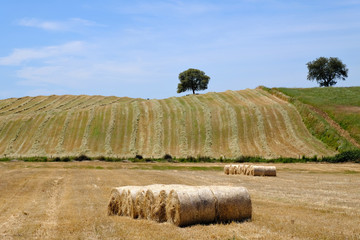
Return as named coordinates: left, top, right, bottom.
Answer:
left=0, top=0, right=359, bottom=100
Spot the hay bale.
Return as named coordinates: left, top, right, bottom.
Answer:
left=210, top=186, right=252, bottom=222
left=166, top=186, right=216, bottom=227
left=134, top=189, right=146, bottom=219
left=224, top=165, right=230, bottom=175
left=150, top=189, right=169, bottom=222
left=247, top=165, right=254, bottom=175
left=233, top=165, right=239, bottom=174
left=124, top=186, right=143, bottom=218
left=251, top=166, right=276, bottom=176
left=229, top=165, right=236, bottom=175
left=144, top=184, right=184, bottom=222
left=109, top=185, right=253, bottom=227
left=243, top=165, right=250, bottom=175
left=143, top=184, right=167, bottom=220
left=108, top=187, right=123, bottom=215
left=236, top=164, right=243, bottom=175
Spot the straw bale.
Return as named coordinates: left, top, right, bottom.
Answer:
left=247, top=165, right=254, bottom=175
left=224, top=165, right=230, bottom=175
left=151, top=189, right=169, bottom=222
left=134, top=189, right=146, bottom=219
left=166, top=186, right=216, bottom=227
left=238, top=164, right=244, bottom=174
left=229, top=165, right=236, bottom=175
left=124, top=186, right=143, bottom=218
left=107, top=187, right=123, bottom=215
left=210, top=186, right=252, bottom=222
left=251, top=166, right=276, bottom=176
left=243, top=165, right=250, bottom=175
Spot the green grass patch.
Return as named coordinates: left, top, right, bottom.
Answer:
left=343, top=170, right=359, bottom=174
left=277, top=87, right=360, bottom=145
left=262, top=86, right=358, bottom=152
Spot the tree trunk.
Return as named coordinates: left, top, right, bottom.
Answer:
left=193, top=89, right=195, bottom=94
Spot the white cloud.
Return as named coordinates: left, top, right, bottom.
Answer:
left=17, top=18, right=105, bottom=31
left=17, top=18, right=65, bottom=31
left=0, top=41, right=85, bottom=65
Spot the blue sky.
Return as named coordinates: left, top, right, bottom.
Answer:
left=0, top=0, right=359, bottom=100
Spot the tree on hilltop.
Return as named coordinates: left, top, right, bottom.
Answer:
left=306, top=57, right=348, bottom=87
left=177, top=68, right=210, bottom=94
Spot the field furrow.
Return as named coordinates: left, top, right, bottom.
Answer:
left=56, top=111, right=74, bottom=155
left=158, top=99, right=171, bottom=155
left=152, top=100, right=164, bottom=158
left=28, top=114, right=54, bottom=156
left=210, top=93, right=240, bottom=157
left=192, top=96, right=213, bottom=156
left=0, top=97, right=34, bottom=115
left=16, top=95, right=51, bottom=114
left=105, top=104, right=117, bottom=155
left=138, top=101, right=149, bottom=156
left=129, top=101, right=140, bottom=156
left=171, top=97, right=188, bottom=157
left=256, top=89, right=334, bottom=157
left=0, top=98, right=18, bottom=112
left=180, top=97, right=196, bottom=156
left=37, top=95, right=72, bottom=114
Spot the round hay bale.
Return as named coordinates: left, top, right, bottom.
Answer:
left=124, top=186, right=143, bottom=218
left=166, top=186, right=216, bottom=227
left=234, top=165, right=239, bottom=175
left=119, top=188, right=129, bottom=216
left=151, top=189, right=169, bottom=222
left=238, top=164, right=244, bottom=175
left=264, top=166, right=276, bottom=176
left=210, top=186, right=252, bottom=222
left=251, top=166, right=276, bottom=176
left=243, top=165, right=250, bottom=175
left=108, top=187, right=124, bottom=215
left=224, top=165, right=230, bottom=175
left=247, top=165, right=254, bottom=175
left=229, top=165, right=236, bottom=175
left=134, top=189, right=146, bottom=219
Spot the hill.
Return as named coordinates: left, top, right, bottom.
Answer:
left=276, top=87, right=360, bottom=147
left=0, top=89, right=337, bottom=159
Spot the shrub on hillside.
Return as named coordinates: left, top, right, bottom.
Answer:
left=135, top=154, right=143, bottom=160
left=75, top=154, right=91, bottom=161
left=163, top=154, right=172, bottom=160
left=324, top=150, right=360, bottom=163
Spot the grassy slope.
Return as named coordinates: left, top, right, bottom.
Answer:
left=0, top=90, right=336, bottom=158
left=277, top=87, right=360, bottom=146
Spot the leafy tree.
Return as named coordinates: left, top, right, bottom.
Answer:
left=177, top=68, right=210, bottom=94
left=306, top=57, right=348, bottom=87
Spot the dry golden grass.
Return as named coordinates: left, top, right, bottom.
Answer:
left=0, top=161, right=359, bottom=239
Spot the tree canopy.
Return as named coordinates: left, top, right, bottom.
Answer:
left=177, top=68, right=210, bottom=94
left=306, top=57, right=348, bottom=87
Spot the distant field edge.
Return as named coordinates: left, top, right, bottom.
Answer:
left=1, top=150, right=359, bottom=163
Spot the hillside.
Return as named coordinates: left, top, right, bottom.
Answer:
left=276, top=87, right=360, bottom=146
left=0, top=89, right=336, bottom=159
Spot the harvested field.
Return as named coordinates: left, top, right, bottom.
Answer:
left=0, top=161, right=359, bottom=239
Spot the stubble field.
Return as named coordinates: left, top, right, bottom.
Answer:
left=0, top=161, right=359, bottom=240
